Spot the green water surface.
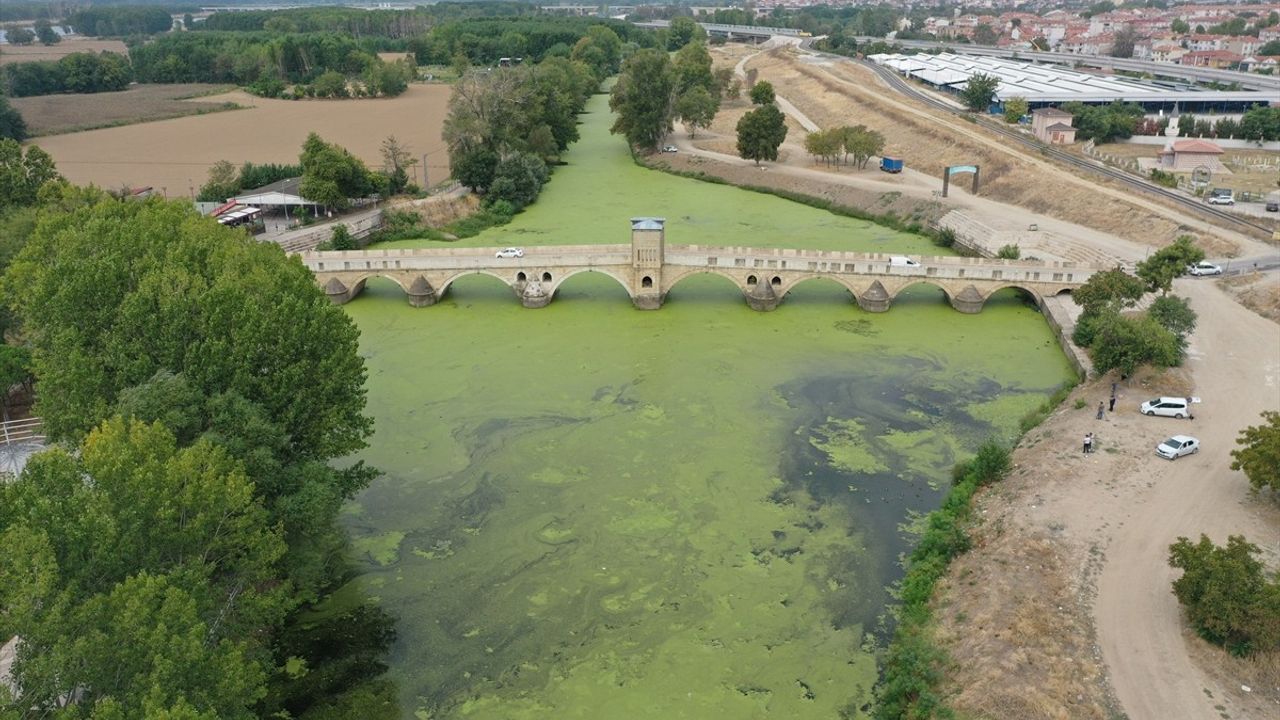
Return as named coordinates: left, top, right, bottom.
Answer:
left=339, top=94, right=1075, bottom=719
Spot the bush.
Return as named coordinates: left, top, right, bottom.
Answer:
left=1169, top=535, right=1280, bottom=656
left=996, top=243, right=1020, bottom=259
left=1149, top=168, right=1179, bottom=188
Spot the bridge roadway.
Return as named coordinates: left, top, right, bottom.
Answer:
left=303, top=242, right=1096, bottom=313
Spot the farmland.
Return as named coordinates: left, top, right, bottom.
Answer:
left=0, top=38, right=128, bottom=65
left=27, top=83, right=452, bottom=195
left=12, top=84, right=240, bottom=137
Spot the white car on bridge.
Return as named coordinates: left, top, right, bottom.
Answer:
left=495, top=247, right=525, bottom=259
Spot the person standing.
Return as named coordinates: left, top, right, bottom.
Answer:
left=1084, top=433, right=1092, bottom=453
left=1109, top=394, right=1116, bottom=412
left=1096, top=402, right=1105, bottom=420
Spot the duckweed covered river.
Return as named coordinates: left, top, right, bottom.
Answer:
left=339, top=94, right=1075, bottom=718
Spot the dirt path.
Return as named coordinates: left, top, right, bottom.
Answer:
left=1095, top=279, right=1280, bottom=720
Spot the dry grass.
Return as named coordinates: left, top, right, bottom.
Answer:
left=934, top=525, right=1115, bottom=720
left=393, top=193, right=479, bottom=227
left=27, top=83, right=452, bottom=197
left=742, top=49, right=1213, bottom=250
left=11, top=84, right=240, bottom=137
left=1217, top=273, right=1280, bottom=324
left=0, top=38, right=127, bottom=65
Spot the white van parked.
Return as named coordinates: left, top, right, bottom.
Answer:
left=889, top=256, right=921, bottom=267
left=1140, top=396, right=1199, bottom=419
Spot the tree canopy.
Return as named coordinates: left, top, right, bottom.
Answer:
left=1135, top=235, right=1204, bottom=296
left=1231, top=411, right=1280, bottom=493
left=0, top=139, right=61, bottom=208
left=299, top=132, right=381, bottom=208
left=610, top=48, right=676, bottom=151
left=960, top=73, right=999, bottom=112
left=736, top=104, right=788, bottom=166
left=1169, top=534, right=1280, bottom=656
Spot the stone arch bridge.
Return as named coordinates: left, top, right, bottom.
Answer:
left=302, top=219, right=1098, bottom=313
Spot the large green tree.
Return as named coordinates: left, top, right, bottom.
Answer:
left=1135, top=235, right=1204, bottom=295
left=667, top=16, right=705, bottom=50
left=1071, top=267, right=1146, bottom=317
left=3, top=198, right=373, bottom=519
left=299, top=132, right=380, bottom=208
left=0, top=139, right=60, bottom=207
left=610, top=48, right=676, bottom=151
left=960, top=73, right=999, bottom=112
left=0, top=418, right=287, bottom=717
left=736, top=103, right=788, bottom=166
left=0, top=97, right=27, bottom=142
left=673, top=41, right=714, bottom=97
left=1169, top=534, right=1280, bottom=656
left=1087, top=313, right=1182, bottom=376
left=674, top=85, right=718, bottom=138
left=1231, top=411, right=1280, bottom=492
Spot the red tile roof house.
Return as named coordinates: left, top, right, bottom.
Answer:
left=1179, top=50, right=1244, bottom=68
left=1158, top=139, right=1226, bottom=172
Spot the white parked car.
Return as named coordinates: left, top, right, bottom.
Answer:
left=1156, top=435, right=1199, bottom=460
left=889, top=256, right=921, bottom=267
left=495, top=247, right=524, bottom=259
left=1207, top=195, right=1234, bottom=206
left=1140, top=396, right=1198, bottom=419
left=1187, top=261, right=1222, bottom=276
left=661, top=145, right=678, bottom=153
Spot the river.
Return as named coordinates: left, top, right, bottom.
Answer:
left=336, top=93, right=1076, bottom=719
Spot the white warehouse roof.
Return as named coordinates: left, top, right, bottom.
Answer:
left=870, top=52, right=1268, bottom=105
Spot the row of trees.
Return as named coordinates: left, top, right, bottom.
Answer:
left=1, top=19, right=60, bottom=46
left=1071, top=236, right=1204, bottom=376
left=1, top=50, right=131, bottom=97
left=1173, top=106, right=1280, bottom=143
left=198, top=161, right=302, bottom=202
left=1062, top=101, right=1145, bottom=143
left=610, top=36, right=733, bottom=151
left=67, top=5, right=172, bottom=37
left=804, top=125, right=886, bottom=168
left=0, top=148, right=393, bottom=715
left=130, top=31, right=380, bottom=85
left=249, top=57, right=415, bottom=100
left=446, top=55, right=597, bottom=210
left=410, top=16, right=646, bottom=69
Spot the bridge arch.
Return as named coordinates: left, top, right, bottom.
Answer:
left=783, top=274, right=861, bottom=297
left=982, top=284, right=1045, bottom=310
left=546, top=268, right=635, bottom=300
left=436, top=269, right=518, bottom=297
left=888, top=280, right=955, bottom=306
left=664, top=268, right=752, bottom=302
left=347, top=272, right=413, bottom=294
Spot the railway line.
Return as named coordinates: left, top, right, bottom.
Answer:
left=805, top=45, right=1272, bottom=238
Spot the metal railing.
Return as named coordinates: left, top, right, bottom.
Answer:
left=0, top=417, right=44, bottom=446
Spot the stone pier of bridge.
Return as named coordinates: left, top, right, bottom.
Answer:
left=303, top=218, right=1097, bottom=314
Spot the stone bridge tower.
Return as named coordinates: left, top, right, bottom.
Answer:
left=630, top=217, right=665, bottom=310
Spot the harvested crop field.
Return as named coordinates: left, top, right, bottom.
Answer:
left=736, top=48, right=1228, bottom=251
left=27, top=83, right=452, bottom=196
left=0, top=38, right=128, bottom=65
left=12, top=84, right=240, bottom=137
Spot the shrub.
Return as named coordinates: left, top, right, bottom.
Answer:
left=1230, top=411, right=1280, bottom=492
left=1149, top=168, right=1179, bottom=188
left=996, top=244, right=1021, bottom=259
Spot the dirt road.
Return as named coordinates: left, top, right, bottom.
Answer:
left=1096, top=278, right=1280, bottom=720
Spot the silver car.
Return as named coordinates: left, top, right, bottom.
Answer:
left=495, top=247, right=524, bottom=259
left=1156, top=435, right=1199, bottom=460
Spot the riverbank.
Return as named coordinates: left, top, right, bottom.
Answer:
left=930, top=278, right=1280, bottom=719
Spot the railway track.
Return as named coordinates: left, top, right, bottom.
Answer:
left=807, top=48, right=1272, bottom=238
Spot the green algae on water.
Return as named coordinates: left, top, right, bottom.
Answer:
left=336, top=93, right=1077, bottom=718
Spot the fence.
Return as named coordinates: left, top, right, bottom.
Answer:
left=0, top=417, right=44, bottom=446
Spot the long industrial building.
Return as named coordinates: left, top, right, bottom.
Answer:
left=869, top=52, right=1270, bottom=113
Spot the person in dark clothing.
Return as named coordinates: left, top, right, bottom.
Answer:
left=1109, top=395, right=1116, bottom=412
